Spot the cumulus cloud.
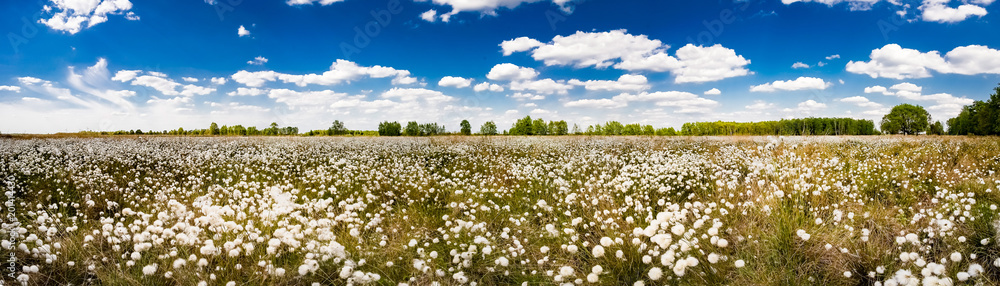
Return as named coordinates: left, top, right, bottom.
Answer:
left=750, top=77, right=832, bottom=92
left=504, top=30, right=751, bottom=83
left=704, top=88, right=721, bottom=95
left=500, top=37, right=544, bottom=56
left=509, top=78, right=574, bottom=94
left=564, top=98, right=627, bottom=109
left=847, top=44, right=1000, bottom=79
left=745, top=100, right=776, bottom=110
left=567, top=74, right=650, bottom=92
left=415, top=0, right=579, bottom=22
left=420, top=9, right=438, bottom=22
left=839, top=96, right=883, bottom=108
left=486, top=63, right=539, bottom=81
left=227, top=87, right=267, bottom=96
left=231, top=60, right=417, bottom=87
left=919, top=0, right=988, bottom=23
left=247, top=56, right=268, bottom=65
left=438, top=76, right=473, bottom=88
left=783, top=100, right=827, bottom=114
left=38, top=0, right=136, bottom=34
left=473, top=82, right=505, bottom=92
left=792, top=62, right=811, bottom=69
left=285, top=0, right=347, bottom=5
left=238, top=25, right=251, bottom=37
left=780, top=0, right=886, bottom=11
left=0, top=86, right=21, bottom=93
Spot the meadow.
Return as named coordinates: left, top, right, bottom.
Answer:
left=1, top=136, right=999, bottom=286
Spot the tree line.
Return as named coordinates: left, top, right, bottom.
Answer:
left=681, top=118, right=879, bottom=136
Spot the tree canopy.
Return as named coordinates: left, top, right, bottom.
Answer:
left=881, top=104, right=930, bottom=135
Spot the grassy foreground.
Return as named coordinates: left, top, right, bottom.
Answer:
left=1, top=136, right=999, bottom=285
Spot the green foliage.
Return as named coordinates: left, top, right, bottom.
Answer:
left=881, top=104, right=930, bottom=135
left=948, top=84, right=1000, bottom=135
left=928, top=121, right=945, bottom=135
left=480, top=121, right=498, bottom=135
left=404, top=121, right=420, bottom=136
left=379, top=121, right=402, bottom=136
left=460, top=120, right=472, bottom=135
left=681, top=118, right=878, bottom=136
left=509, top=116, right=534, bottom=135
left=330, top=120, right=348, bottom=135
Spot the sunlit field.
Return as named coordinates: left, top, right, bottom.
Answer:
left=3, top=136, right=1000, bottom=286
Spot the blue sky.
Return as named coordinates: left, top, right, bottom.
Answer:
left=1, top=0, right=999, bottom=133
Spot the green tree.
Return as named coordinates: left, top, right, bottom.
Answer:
left=330, top=120, right=348, bottom=135
left=379, top=121, right=402, bottom=136
left=948, top=84, right=1000, bottom=135
left=460, top=120, right=472, bottom=135
left=928, top=121, right=945, bottom=135
left=209, top=122, right=219, bottom=135
left=881, top=104, right=930, bottom=135
left=531, top=118, right=548, bottom=135
left=404, top=121, right=420, bottom=136
left=510, top=116, right=533, bottom=135
left=480, top=121, right=498, bottom=135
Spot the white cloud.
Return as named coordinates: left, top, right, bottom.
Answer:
left=863, top=85, right=888, bottom=94
left=826, top=54, right=841, bottom=60
left=792, top=62, right=811, bottom=69
left=839, top=96, right=883, bottom=108
left=182, top=77, right=199, bottom=83
left=0, top=86, right=20, bottom=93
left=564, top=91, right=720, bottom=113
left=238, top=25, right=251, bottom=37
left=783, top=100, right=827, bottom=114
left=509, top=78, right=574, bottom=94
left=415, top=0, right=579, bottom=22
left=211, top=77, right=227, bottom=85
left=381, top=88, right=455, bottom=104
left=227, top=87, right=267, bottom=96
left=473, top=82, right=505, bottom=92
left=750, top=77, right=832, bottom=92
left=267, top=89, right=349, bottom=109
left=507, top=30, right=750, bottom=83
left=509, top=92, right=545, bottom=101
left=847, top=44, right=1000, bottom=79
left=247, top=56, right=268, bottom=65
left=500, top=37, right=544, bottom=56
left=486, top=63, right=538, bottom=81
left=420, top=9, right=438, bottom=22
left=18, top=77, right=43, bottom=85
left=231, top=60, right=417, bottom=87
left=438, top=76, right=473, bottom=88
left=920, top=0, right=988, bottom=23
left=704, top=88, right=721, bottom=95
left=39, top=0, right=134, bottom=34
left=126, top=71, right=215, bottom=97
left=568, top=74, right=649, bottom=92
left=285, top=0, right=347, bottom=6
left=528, top=30, right=665, bottom=68
left=780, top=0, right=886, bottom=11
left=745, top=100, right=775, bottom=110
left=111, top=70, right=141, bottom=82
left=564, top=98, right=627, bottom=109
left=641, top=44, right=750, bottom=83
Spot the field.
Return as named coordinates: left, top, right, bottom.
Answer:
left=2, top=136, right=1000, bottom=286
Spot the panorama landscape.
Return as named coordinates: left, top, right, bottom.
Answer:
left=2, top=0, right=1000, bottom=286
